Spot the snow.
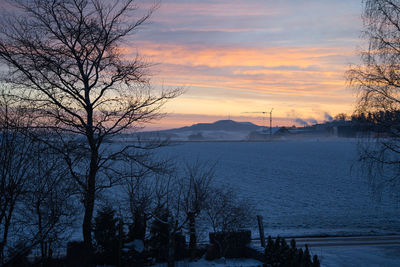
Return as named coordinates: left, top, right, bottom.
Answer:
left=150, top=245, right=400, bottom=266
left=125, top=239, right=144, bottom=253
left=316, top=245, right=400, bottom=267
left=88, top=139, right=400, bottom=265
left=155, top=139, right=400, bottom=237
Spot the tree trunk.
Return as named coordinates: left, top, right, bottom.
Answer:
left=132, top=209, right=147, bottom=241
left=82, top=170, right=96, bottom=266
left=83, top=173, right=96, bottom=249
left=0, top=241, right=4, bottom=265
left=82, top=144, right=98, bottom=254
left=167, top=218, right=176, bottom=267
left=0, top=207, right=13, bottom=265
left=188, top=212, right=196, bottom=260
left=167, top=231, right=175, bottom=267
left=83, top=104, right=98, bottom=251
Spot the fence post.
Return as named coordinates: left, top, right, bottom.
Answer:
left=257, top=215, right=265, bottom=247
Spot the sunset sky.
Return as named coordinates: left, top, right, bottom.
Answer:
left=128, top=0, right=364, bottom=130
left=0, top=0, right=365, bottom=130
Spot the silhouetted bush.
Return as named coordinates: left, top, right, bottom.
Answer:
left=66, top=241, right=92, bottom=267
left=148, top=207, right=189, bottom=262
left=174, top=233, right=188, bottom=261
left=149, top=208, right=169, bottom=262
left=6, top=241, right=31, bottom=267
left=93, top=206, right=121, bottom=265
left=208, top=230, right=251, bottom=259
left=205, top=243, right=220, bottom=261
left=31, top=257, right=67, bottom=267
left=128, top=209, right=147, bottom=241
left=264, top=236, right=320, bottom=267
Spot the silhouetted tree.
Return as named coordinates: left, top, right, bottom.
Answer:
left=0, top=0, right=180, bottom=249
left=334, top=113, right=347, bottom=121
left=1, top=89, right=77, bottom=265
left=205, top=187, right=254, bottom=233
left=180, top=161, right=215, bottom=259
left=347, top=0, right=400, bottom=197
left=0, top=89, right=35, bottom=264
left=20, top=142, right=76, bottom=265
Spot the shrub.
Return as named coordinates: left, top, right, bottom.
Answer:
left=6, top=241, right=31, bottom=267
left=205, top=187, right=255, bottom=233
left=93, top=206, right=121, bottom=265
left=264, top=236, right=320, bottom=267
left=208, top=230, right=251, bottom=259
left=149, top=208, right=170, bottom=262
left=66, top=241, right=93, bottom=267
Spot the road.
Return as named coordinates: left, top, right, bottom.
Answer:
left=252, top=235, right=400, bottom=247
left=292, top=235, right=400, bottom=247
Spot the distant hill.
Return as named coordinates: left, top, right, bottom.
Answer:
left=163, top=120, right=261, bottom=132
left=131, top=120, right=267, bottom=141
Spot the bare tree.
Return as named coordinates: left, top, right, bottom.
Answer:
left=347, top=0, right=400, bottom=196
left=20, top=143, right=76, bottom=264
left=164, top=161, right=215, bottom=265
left=203, top=186, right=254, bottom=259
left=0, top=90, right=36, bottom=264
left=180, top=161, right=215, bottom=259
left=0, top=89, right=77, bottom=265
left=127, top=161, right=214, bottom=266
left=124, top=161, right=253, bottom=265
left=205, top=187, right=254, bottom=233
left=125, top=171, right=159, bottom=241
left=334, top=113, right=348, bottom=121
left=0, top=0, right=180, bottom=249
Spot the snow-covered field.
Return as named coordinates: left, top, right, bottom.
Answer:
left=72, top=138, right=400, bottom=266
left=156, top=139, right=400, bottom=237
left=317, top=244, right=400, bottom=267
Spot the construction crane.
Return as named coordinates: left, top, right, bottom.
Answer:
left=242, top=108, right=274, bottom=136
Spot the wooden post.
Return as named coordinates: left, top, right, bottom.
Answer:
left=257, top=215, right=266, bottom=247
left=118, top=220, right=123, bottom=267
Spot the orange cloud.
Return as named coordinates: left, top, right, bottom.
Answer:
left=120, top=42, right=357, bottom=128
left=132, top=43, right=351, bottom=69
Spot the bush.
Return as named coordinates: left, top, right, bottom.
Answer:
left=205, top=243, right=220, bottom=261
left=149, top=208, right=170, bottom=262
left=148, top=207, right=189, bottom=262
left=264, top=236, right=320, bottom=267
left=6, top=241, right=32, bottom=267
left=67, top=241, right=93, bottom=267
left=93, top=206, right=122, bottom=265
left=174, top=233, right=188, bottom=261
left=205, top=187, right=255, bottom=233
left=208, top=230, right=251, bottom=259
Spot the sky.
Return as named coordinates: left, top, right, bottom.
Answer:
left=0, top=0, right=365, bottom=130
left=127, top=0, right=365, bottom=130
